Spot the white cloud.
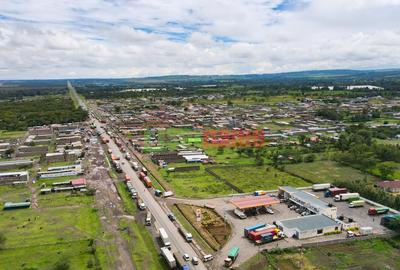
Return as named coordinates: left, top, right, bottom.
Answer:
left=0, top=0, right=400, bottom=79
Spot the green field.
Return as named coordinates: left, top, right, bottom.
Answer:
left=0, top=185, right=30, bottom=204
left=284, top=160, right=378, bottom=184
left=160, top=164, right=234, bottom=198
left=0, top=130, right=26, bottom=139
left=210, top=165, right=310, bottom=192
left=0, top=207, right=106, bottom=270
left=38, top=192, right=95, bottom=208
left=242, top=237, right=400, bottom=270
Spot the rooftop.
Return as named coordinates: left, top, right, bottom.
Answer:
left=231, top=196, right=280, bottom=210
left=279, top=214, right=339, bottom=232
left=378, top=180, right=400, bottom=189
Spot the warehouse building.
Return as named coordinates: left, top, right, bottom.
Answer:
left=279, top=186, right=337, bottom=219
left=0, top=171, right=29, bottom=185
left=276, top=214, right=340, bottom=239
left=0, top=160, right=33, bottom=170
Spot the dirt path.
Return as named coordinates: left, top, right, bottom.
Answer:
left=86, top=138, right=135, bottom=270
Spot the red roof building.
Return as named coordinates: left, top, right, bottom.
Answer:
left=378, top=180, right=400, bottom=193
left=231, top=196, right=279, bottom=210
left=71, top=178, right=87, bottom=187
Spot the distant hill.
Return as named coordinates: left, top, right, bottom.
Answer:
left=2, top=68, right=400, bottom=87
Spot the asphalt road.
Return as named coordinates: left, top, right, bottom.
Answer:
left=69, top=84, right=208, bottom=270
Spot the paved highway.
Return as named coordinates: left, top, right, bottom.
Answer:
left=69, top=83, right=208, bottom=270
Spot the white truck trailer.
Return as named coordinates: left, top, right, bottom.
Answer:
left=161, top=247, right=176, bottom=269
left=312, top=183, right=331, bottom=191
left=334, top=192, right=360, bottom=202
left=159, top=227, right=171, bottom=248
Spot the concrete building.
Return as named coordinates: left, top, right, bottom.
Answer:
left=276, top=214, right=340, bottom=239
left=0, top=171, right=29, bottom=185
left=279, top=186, right=337, bottom=219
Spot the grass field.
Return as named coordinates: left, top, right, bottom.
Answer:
left=160, top=164, right=233, bottom=198
left=119, top=219, right=168, bottom=270
left=210, top=165, right=311, bottom=192
left=0, top=185, right=30, bottom=204
left=37, top=192, right=95, bottom=208
left=0, top=207, right=106, bottom=270
left=241, top=237, right=400, bottom=270
left=284, top=160, right=378, bottom=184
left=0, top=130, right=26, bottom=139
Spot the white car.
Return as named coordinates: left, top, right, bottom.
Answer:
left=192, top=256, right=199, bottom=265
left=266, top=207, right=274, bottom=214
left=183, top=254, right=190, bottom=261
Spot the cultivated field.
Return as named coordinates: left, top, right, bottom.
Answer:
left=210, top=165, right=311, bottom=192
left=284, top=160, right=378, bottom=184
left=160, top=164, right=233, bottom=198
left=241, top=237, right=400, bottom=270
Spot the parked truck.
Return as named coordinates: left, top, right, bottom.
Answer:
left=159, top=227, right=171, bottom=248
left=334, top=193, right=360, bottom=202
left=161, top=247, right=176, bottom=269
left=178, top=227, right=193, bottom=242
left=137, top=198, right=146, bottom=210
left=224, top=247, right=239, bottom=267
left=368, top=207, right=389, bottom=215
left=312, top=183, right=331, bottom=191
left=325, top=187, right=347, bottom=197
left=349, top=200, right=365, bottom=208
left=253, top=190, right=267, bottom=196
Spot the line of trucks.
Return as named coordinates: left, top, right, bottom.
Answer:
left=244, top=223, right=284, bottom=245
left=312, top=184, right=367, bottom=208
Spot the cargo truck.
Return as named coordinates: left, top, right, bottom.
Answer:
left=381, top=214, right=400, bottom=229
left=334, top=193, right=360, bottom=202
left=325, top=187, right=347, bottom=197
left=368, top=207, right=389, bottom=215
left=174, top=251, right=190, bottom=269
left=161, top=247, right=176, bottom=269
left=224, top=247, right=239, bottom=267
left=349, top=200, right=365, bottom=208
left=178, top=227, right=193, bottom=242
left=143, top=176, right=153, bottom=188
left=159, top=227, right=171, bottom=248
left=254, top=190, right=267, bottom=196
left=137, top=198, right=146, bottom=210
left=244, top=223, right=266, bottom=238
left=312, top=183, right=331, bottom=191
left=163, top=191, right=174, bottom=198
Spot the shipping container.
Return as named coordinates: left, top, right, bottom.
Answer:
left=248, top=227, right=279, bottom=241
left=312, top=183, right=331, bottom=191
left=244, top=223, right=266, bottom=237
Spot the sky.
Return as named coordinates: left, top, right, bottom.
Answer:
left=0, top=0, right=400, bottom=79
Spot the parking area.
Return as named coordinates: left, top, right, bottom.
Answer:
left=171, top=187, right=394, bottom=269
left=309, top=190, right=391, bottom=234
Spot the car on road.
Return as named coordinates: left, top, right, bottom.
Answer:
left=183, top=254, right=190, bottom=261
left=192, top=256, right=199, bottom=265
left=167, top=213, right=176, bottom=221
